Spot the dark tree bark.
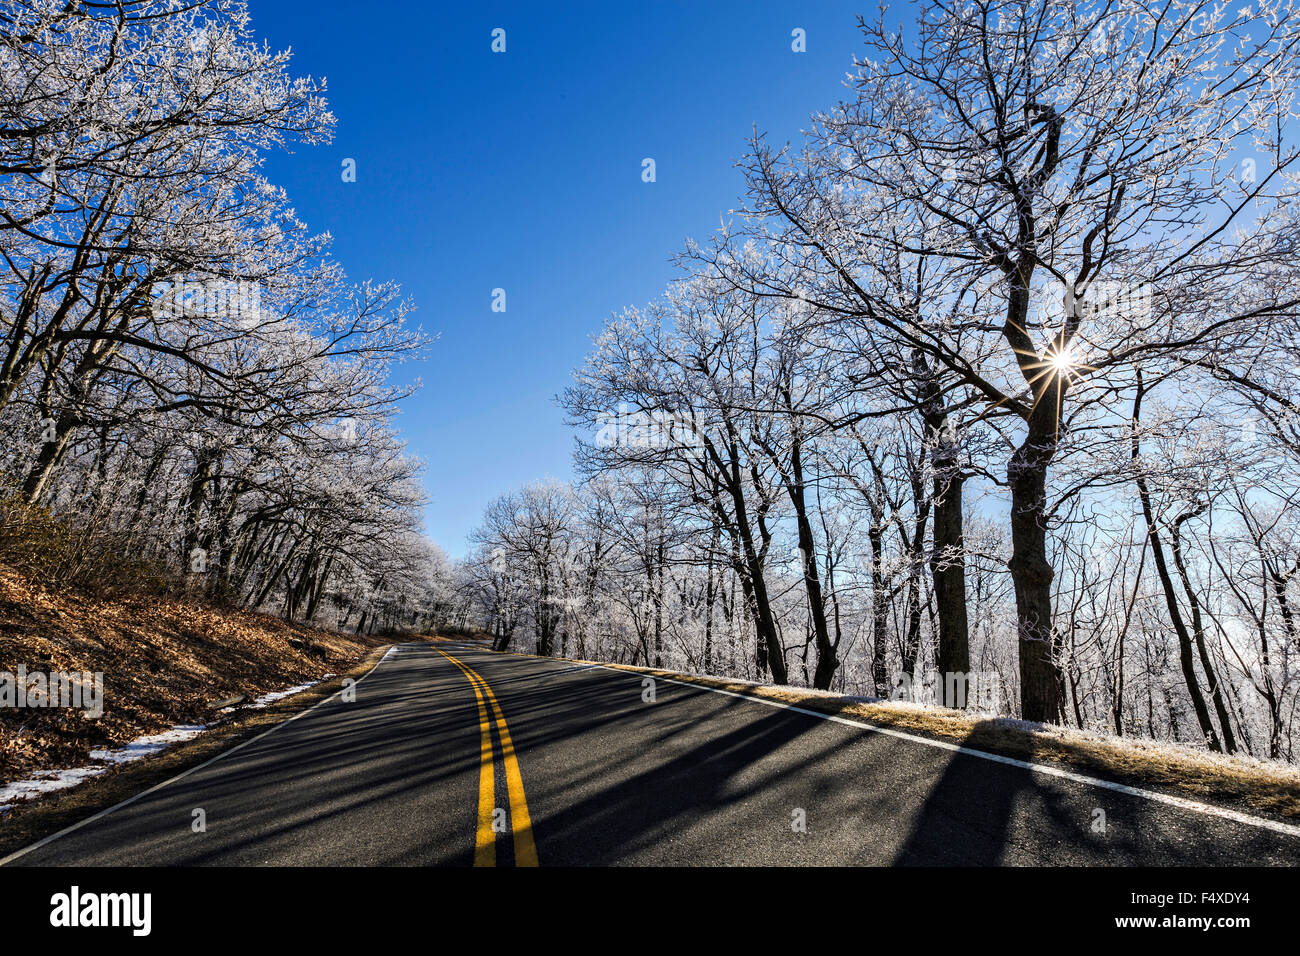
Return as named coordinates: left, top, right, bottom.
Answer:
left=918, top=360, right=970, bottom=701
left=1007, top=406, right=1065, bottom=723
left=717, top=451, right=787, bottom=684
left=869, top=517, right=890, bottom=697
left=1170, top=511, right=1237, bottom=753
left=1131, top=375, right=1223, bottom=751
left=777, top=415, right=837, bottom=689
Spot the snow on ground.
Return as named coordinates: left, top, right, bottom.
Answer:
left=89, top=724, right=209, bottom=764
left=246, top=675, right=334, bottom=709
left=216, top=674, right=335, bottom=713
left=1, top=673, right=338, bottom=811
left=0, top=723, right=207, bottom=811
left=0, top=766, right=109, bottom=808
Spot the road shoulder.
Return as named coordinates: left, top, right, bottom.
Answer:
left=0, top=643, right=395, bottom=861
left=473, top=643, right=1300, bottom=831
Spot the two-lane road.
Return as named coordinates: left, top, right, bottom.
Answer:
left=4, top=641, right=1298, bottom=866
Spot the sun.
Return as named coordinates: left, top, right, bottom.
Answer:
left=1048, top=343, right=1076, bottom=376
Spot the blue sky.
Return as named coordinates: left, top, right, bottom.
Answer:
left=251, top=0, right=878, bottom=556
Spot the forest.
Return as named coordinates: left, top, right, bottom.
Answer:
left=5, top=0, right=1300, bottom=768
left=455, top=0, right=1300, bottom=764
left=0, top=2, right=446, bottom=641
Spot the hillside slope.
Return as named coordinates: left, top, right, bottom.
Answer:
left=0, top=563, right=386, bottom=783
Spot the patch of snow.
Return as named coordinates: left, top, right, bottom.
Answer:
left=246, top=674, right=333, bottom=709
left=0, top=672, right=346, bottom=813
left=89, top=724, right=208, bottom=764
left=216, top=674, right=336, bottom=713
left=0, top=722, right=209, bottom=812
left=0, top=766, right=107, bottom=810
left=247, top=682, right=313, bottom=708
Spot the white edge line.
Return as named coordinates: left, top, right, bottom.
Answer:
left=572, top=662, right=1300, bottom=840
left=0, top=644, right=403, bottom=867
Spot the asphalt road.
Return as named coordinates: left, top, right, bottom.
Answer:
left=4, top=640, right=1298, bottom=866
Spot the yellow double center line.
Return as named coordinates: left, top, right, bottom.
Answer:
left=435, top=647, right=538, bottom=867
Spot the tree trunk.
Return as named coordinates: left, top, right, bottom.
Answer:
left=1007, top=413, right=1064, bottom=723
left=869, top=519, right=890, bottom=697
left=719, top=471, right=787, bottom=684
left=1170, top=514, right=1237, bottom=753
left=1131, top=375, right=1222, bottom=751
left=783, top=429, right=837, bottom=689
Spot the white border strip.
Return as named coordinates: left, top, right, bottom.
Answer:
left=0, top=644, right=402, bottom=866
left=583, top=663, right=1300, bottom=840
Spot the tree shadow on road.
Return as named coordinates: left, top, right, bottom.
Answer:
left=890, top=719, right=1090, bottom=865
